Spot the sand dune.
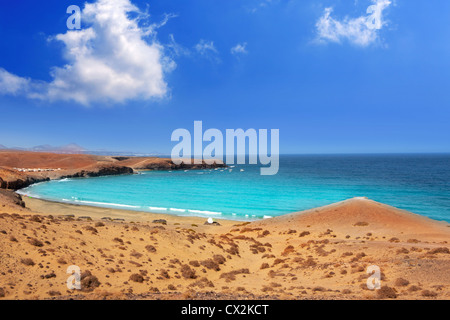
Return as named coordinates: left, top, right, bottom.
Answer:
left=0, top=193, right=448, bottom=300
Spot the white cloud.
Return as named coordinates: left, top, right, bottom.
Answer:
left=231, top=42, right=248, bottom=55
left=0, top=0, right=174, bottom=105
left=0, top=69, right=30, bottom=95
left=195, top=39, right=218, bottom=55
left=194, top=39, right=220, bottom=63
left=167, top=34, right=191, bottom=57
left=315, top=0, right=392, bottom=47
left=248, top=0, right=279, bottom=14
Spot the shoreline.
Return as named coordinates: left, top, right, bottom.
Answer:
left=22, top=192, right=450, bottom=226
left=19, top=189, right=256, bottom=223
left=23, top=196, right=239, bottom=229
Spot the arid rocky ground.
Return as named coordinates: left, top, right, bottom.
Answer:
left=0, top=193, right=448, bottom=300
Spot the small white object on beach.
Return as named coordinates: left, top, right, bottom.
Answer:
left=207, top=217, right=213, bottom=224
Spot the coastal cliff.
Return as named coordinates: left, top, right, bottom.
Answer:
left=0, top=151, right=225, bottom=191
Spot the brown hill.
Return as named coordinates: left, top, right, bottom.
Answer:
left=0, top=151, right=225, bottom=190
left=252, top=197, right=450, bottom=242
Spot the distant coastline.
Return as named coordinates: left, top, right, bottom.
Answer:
left=0, top=150, right=225, bottom=190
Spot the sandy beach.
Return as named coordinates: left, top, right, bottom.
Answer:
left=0, top=189, right=449, bottom=300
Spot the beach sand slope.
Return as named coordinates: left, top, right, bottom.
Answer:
left=0, top=196, right=449, bottom=300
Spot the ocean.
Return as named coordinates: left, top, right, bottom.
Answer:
left=17, top=154, right=450, bottom=222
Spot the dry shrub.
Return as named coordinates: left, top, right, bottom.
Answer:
left=181, top=290, right=195, bottom=299
left=260, top=230, right=270, bottom=237
left=9, top=235, right=17, bottom=242
left=95, top=222, right=105, bottom=227
left=21, top=258, right=35, bottom=266
left=250, top=243, right=266, bottom=254
left=299, top=231, right=310, bottom=237
left=273, top=258, right=286, bottom=266
left=282, top=245, right=295, bottom=256
left=83, top=226, right=98, bottom=234
left=213, top=254, right=226, bottom=265
left=220, top=268, right=250, bottom=282
left=396, top=248, right=409, bottom=254
left=351, top=265, right=365, bottom=273
left=189, top=260, right=200, bottom=267
left=421, top=290, right=438, bottom=297
left=106, top=267, right=116, bottom=273
left=48, top=290, right=61, bottom=296
left=377, top=286, right=397, bottom=299
left=145, top=245, right=157, bottom=253
left=302, top=257, right=317, bottom=267
left=180, top=264, right=197, bottom=279
left=240, top=227, right=262, bottom=233
left=201, top=259, right=220, bottom=271
left=354, top=221, right=369, bottom=227
left=428, top=247, right=449, bottom=254
left=408, top=285, right=421, bottom=292
left=342, top=252, right=353, bottom=257
left=261, top=286, right=273, bottom=292
left=81, top=271, right=101, bottom=292
left=0, top=288, right=5, bottom=298
left=316, top=247, right=329, bottom=257
left=28, top=238, right=44, bottom=247
left=168, top=284, right=176, bottom=290
left=159, top=269, right=170, bottom=279
left=394, top=278, right=410, bottom=287
left=189, top=277, right=214, bottom=289
left=148, top=287, right=159, bottom=293
left=350, top=252, right=366, bottom=262
left=129, top=273, right=144, bottom=283
left=260, top=263, right=270, bottom=270
left=130, top=251, right=143, bottom=259
left=312, top=286, right=326, bottom=292
left=342, top=289, right=352, bottom=294
left=113, top=237, right=123, bottom=243
left=29, top=215, right=42, bottom=223
left=128, top=261, right=142, bottom=267
left=225, top=243, right=239, bottom=255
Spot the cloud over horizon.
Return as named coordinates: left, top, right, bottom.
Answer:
left=315, top=0, right=392, bottom=47
left=0, top=0, right=174, bottom=105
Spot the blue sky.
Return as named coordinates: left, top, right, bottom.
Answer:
left=0, top=0, right=449, bottom=154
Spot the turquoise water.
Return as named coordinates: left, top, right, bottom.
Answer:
left=18, top=154, right=450, bottom=222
